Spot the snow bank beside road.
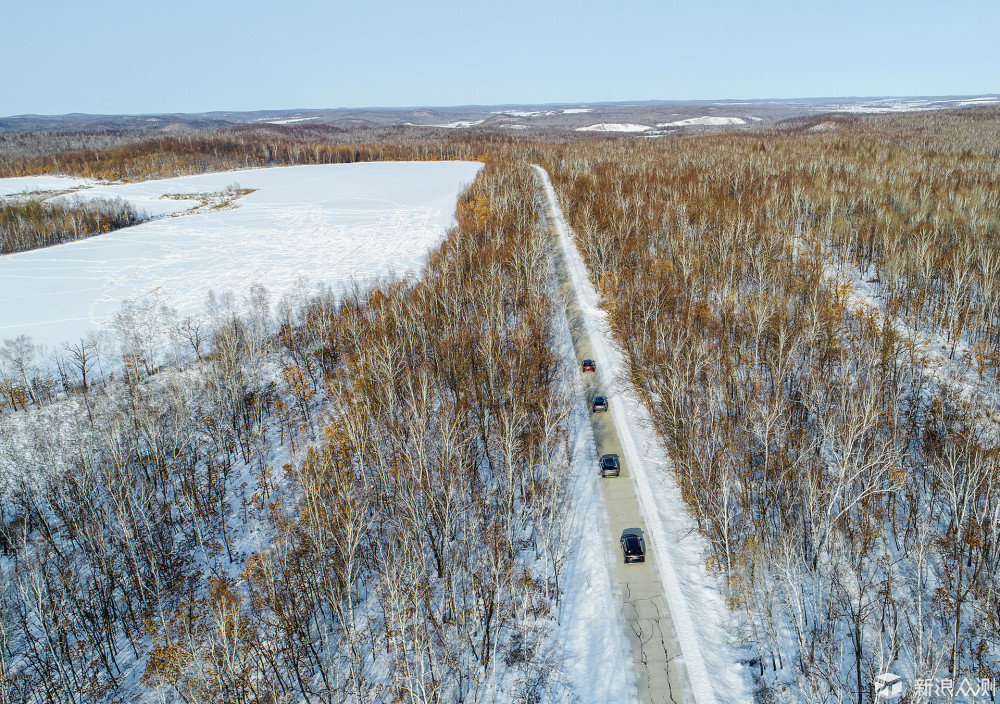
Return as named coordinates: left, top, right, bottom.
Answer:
left=534, top=165, right=752, bottom=704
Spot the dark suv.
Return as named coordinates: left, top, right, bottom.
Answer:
left=592, top=396, right=609, bottom=413
left=600, top=454, right=620, bottom=477
left=620, top=530, right=645, bottom=563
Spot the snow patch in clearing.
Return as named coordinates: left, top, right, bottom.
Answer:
left=826, top=96, right=999, bottom=113
left=575, top=123, right=651, bottom=133
left=0, top=175, right=97, bottom=196
left=0, top=162, right=483, bottom=351
left=429, top=120, right=485, bottom=128
left=562, top=108, right=592, bottom=114
left=263, top=116, right=319, bottom=125
left=657, top=116, right=747, bottom=127
left=955, top=96, right=1000, bottom=106
left=494, top=109, right=552, bottom=117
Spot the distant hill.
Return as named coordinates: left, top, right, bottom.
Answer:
left=2, top=95, right=996, bottom=135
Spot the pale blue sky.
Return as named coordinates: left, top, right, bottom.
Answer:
left=2, top=0, right=997, bottom=116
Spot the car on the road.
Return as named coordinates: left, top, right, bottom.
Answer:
left=620, top=530, right=645, bottom=563
left=592, top=395, right=608, bottom=413
left=600, top=453, right=620, bottom=477
left=581, top=359, right=596, bottom=373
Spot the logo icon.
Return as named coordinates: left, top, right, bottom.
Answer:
left=875, top=673, right=903, bottom=699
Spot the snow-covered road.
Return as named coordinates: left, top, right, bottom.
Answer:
left=534, top=166, right=751, bottom=704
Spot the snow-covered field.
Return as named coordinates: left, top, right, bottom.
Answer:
left=0, top=175, right=96, bottom=196
left=262, top=116, right=320, bottom=125
left=576, top=123, right=652, bottom=133
left=822, top=95, right=1000, bottom=113
left=0, top=161, right=482, bottom=351
left=658, top=116, right=747, bottom=127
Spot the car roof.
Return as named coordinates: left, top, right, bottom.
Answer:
left=601, top=453, right=618, bottom=461
left=594, top=395, right=606, bottom=401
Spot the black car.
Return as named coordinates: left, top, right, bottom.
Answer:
left=592, top=395, right=609, bottom=413
left=620, top=530, right=645, bottom=563
left=600, top=453, right=620, bottom=477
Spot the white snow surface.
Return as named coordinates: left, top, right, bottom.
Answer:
left=535, top=166, right=752, bottom=704
left=562, top=108, right=592, bottom=114
left=262, top=116, right=320, bottom=125
left=575, top=123, right=651, bottom=133
left=0, top=161, right=482, bottom=351
left=0, top=175, right=96, bottom=196
left=430, top=120, right=485, bottom=128
left=494, top=110, right=553, bottom=117
left=826, top=95, right=1000, bottom=113
left=658, top=116, right=747, bottom=127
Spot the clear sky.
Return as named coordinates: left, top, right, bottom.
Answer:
left=2, top=0, right=997, bottom=116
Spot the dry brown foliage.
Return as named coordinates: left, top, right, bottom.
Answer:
left=540, top=107, right=1000, bottom=699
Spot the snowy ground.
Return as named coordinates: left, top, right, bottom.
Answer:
left=535, top=166, right=752, bottom=704
left=576, top=123, right=652, bottom=133
left=823, top=95, right=999, bottom=113
left=0, top=161, right=482, bottom=351
left=658, top=116, right=747, bottom=127
left=0, top=175, right=96, bottom=196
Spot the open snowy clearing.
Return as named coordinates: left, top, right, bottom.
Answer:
left=658, top=116, right=747, bottom=127
left=535, top=166, right=752, bottom=704
left=0, top=175, right=96, bottom=196
left=261, top=116, right=320, bottom=124
left=825, top=95, right=1000, bottom=113
left=576, top=123, right=652, bottom=133
left=0, top=161, right=482, bottom=351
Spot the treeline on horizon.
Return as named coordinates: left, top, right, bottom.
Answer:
left=0, top=124, right=541, bottom=183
